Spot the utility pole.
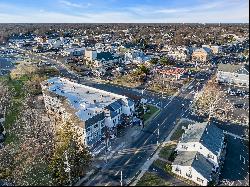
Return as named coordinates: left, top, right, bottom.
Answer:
left=157, top=124, right=159, bottom=145
left=120, top=171, right=123, bottom=186
left=161, top=79, right=164, bottom=108
left=105, top=126, right=110, bottom=164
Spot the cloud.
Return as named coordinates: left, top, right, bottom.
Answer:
left=0, top=0, right=248, bottom=23
left=59, top=0, right=91, bottom=8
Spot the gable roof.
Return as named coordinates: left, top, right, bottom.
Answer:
left=173, top=151, right=213, bottom=180
left=180, top=122, right=224, bottom=155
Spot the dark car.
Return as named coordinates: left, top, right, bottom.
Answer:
left=234, top=103, right=244, bottom=108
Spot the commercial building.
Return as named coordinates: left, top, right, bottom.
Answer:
left=41, top=77, right=134, bottom=148
left=192, top=48, right=210, bottom=62
left=217, top=63, right=249, bottom=87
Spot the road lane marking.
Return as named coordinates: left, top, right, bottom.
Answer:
left=105, top=182, right=111, bottom=186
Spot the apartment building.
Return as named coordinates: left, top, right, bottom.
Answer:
left=41, top=77, right=134, bottom=148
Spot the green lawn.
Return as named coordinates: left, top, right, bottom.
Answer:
left=2, top=76, right=27, bottom=143
left=159, top=144, right=177, bottom=161
left=136, top=172, right=171, bottom=186
left=142, top=105, right=160, bottom=122
left=170, top=120, right=191, bottom=141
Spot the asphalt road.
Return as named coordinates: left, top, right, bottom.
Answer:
left=83, top=76, right=212, bottom=186
left=20, top=49, right=213, bottom=186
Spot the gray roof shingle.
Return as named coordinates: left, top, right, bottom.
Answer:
left=173, top=151, right=214, bottom=180
left=180, top=122, right=224, bottom=156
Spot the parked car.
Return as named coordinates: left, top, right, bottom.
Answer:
left=234, top=103, right=244, bottom=108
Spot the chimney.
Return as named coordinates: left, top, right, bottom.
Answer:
left=195, top=155, right=198, bottom=160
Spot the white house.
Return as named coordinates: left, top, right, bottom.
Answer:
left=172, top=121, right=226, bottom=186
left=172, top=151, right=214, bottom=186
left=175, top=122, right=225, bottom=168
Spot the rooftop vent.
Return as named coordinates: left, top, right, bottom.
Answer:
left=195, top=155, right=198, bottom=160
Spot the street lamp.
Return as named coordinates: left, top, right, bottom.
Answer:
left=120, top=171, right=123, bottom=186
left=157, top=123, right=160, bottom=145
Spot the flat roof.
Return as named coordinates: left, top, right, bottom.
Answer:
left=43, top=77, right=128, bottom=121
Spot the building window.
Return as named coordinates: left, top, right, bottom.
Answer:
left=86, top=128, right=91, bottom=132
left=101, top=122, right=105, bottom=127
left=208, top=154, right=214, bottom=159
left=182, top=145, right=188, bottom=150
left=186, top=173, right=192, bottom=178
left=94, top=124, right=98, bottom=128
left=197, top=177, right=204, bottom=183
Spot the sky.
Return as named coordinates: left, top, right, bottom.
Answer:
left=0, top=0, right=249, bottom=23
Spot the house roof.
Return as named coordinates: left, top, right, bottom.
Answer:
left=180, top=122, right=224, bottom=156
left=173, top=151, right=214, bottom=180
left=218, top=63, right=249, bottom=75
left=108, top=100, right=122, bottom=111
left=97, top=52, right=117, bottom=61
left=85, top=112, right=105, bottom=128
left=110, top=110, right=119, bottom=118
left=193, top=48, right=208, bottom=54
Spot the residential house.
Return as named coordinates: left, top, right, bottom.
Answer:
left=172, top=151, right=214, bottom=186
left=175, top=122, right=225, bottom=168
left=172, top=121, right=226, bottom=186
left=93, top=51, right=121, bottom=68
left=155, top=67, right=186, bottom=80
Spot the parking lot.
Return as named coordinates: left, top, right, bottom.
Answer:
left=219, top=84, right=249, bottom=125
left=219, top=135, right=249, bottom=186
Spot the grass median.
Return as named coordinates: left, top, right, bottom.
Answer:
left=142, top=105, right=160, bottom=124
left=136, top=172, right=171, bottom=186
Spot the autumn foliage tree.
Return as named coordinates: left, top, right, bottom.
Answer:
left=49, top=122, right=92, bottom=185
left=193, top=80, right=233, bottom=122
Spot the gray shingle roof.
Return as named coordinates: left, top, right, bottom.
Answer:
left=173, top=151, right=213, bottom=180
left=110, top=110, right=119, bottom=118
left=192, top=152, right=214, bottom=180
left=200, top=123, right=224, bottom=155
left=109, top=100, right=122, bottom=111
left=180, top=122, right=224, bottom=156
left=97, top=52, right=118, bottom=61
left=85, top=112, right=105, bottom=128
